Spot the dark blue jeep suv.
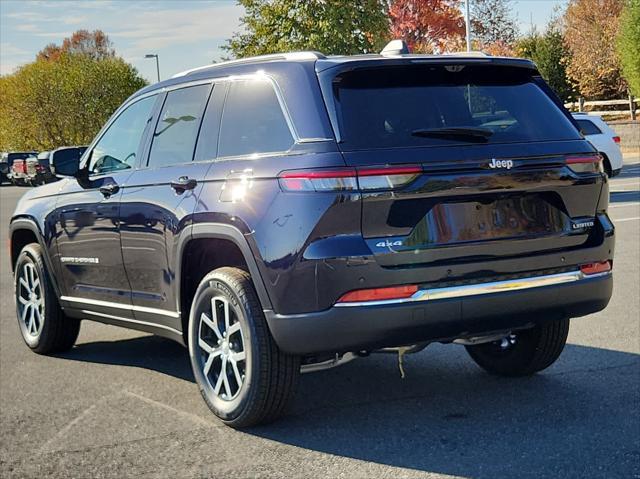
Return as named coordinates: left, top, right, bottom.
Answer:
left=9, top=47, right=614, bottom=427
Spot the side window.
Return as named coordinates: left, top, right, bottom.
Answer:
left=576, top=119, right=602, bottom=135
left=194, top=84, right=226, bottom=162
left=218, top=79, right=294, bottom=158
left=89, top=95, right=157, bottom=175
left=148, top=84, right=211, bottom=168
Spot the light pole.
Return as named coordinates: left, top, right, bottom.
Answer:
left=465, top=0, right=472, bottom=52
left=145, top=54, right=160, bottom=83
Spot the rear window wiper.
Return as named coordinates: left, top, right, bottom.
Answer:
left=411, top=127, right=494, bottom=142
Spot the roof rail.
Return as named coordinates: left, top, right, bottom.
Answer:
left=172, top=51, right=326, bottom=79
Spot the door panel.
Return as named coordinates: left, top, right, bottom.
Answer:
left=54, top=173, right=133, bottom=310
left=119, top=162, right=211, bottom=323
left=53, top=94, right=159, bottom=312
left=120, top=83, right=217, bottom=327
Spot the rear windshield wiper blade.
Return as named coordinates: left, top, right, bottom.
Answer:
left=411, top=127, right=494, bottom=142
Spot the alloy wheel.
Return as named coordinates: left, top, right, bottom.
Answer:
left=197, top=296, right=246, bottom=401
left=17, top=263, right=43, bottom=337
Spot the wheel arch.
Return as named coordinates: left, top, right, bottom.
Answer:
left=177, top=223, right=274, bottom=341
left=9, top=217, right=62, bottom=298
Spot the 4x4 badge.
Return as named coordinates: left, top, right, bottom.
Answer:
left=376, top=240, right=403, bottom=248
left=488, top=158, right=514, bottom=169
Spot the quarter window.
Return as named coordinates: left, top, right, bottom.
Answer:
left=576, top=119, right=602, bottom=136
left=148, top=84, right=211, bottom=168
left=218, top=79, right=294, bottom=158
left=89, top=95, right=157, bottom=175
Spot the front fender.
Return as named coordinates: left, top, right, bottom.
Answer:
left=9, top=217, right=62, bottom=298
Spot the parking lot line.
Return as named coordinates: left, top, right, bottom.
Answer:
left=609, top=203, right=639, bottom=208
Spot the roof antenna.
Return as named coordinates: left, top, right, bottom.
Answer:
left=380, top=39, right=410, bottom=56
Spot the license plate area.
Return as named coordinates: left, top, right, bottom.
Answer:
left=404, top=195, right=569, bottom=248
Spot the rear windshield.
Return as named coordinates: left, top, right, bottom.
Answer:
left=329, top=65, right=581, bottom=150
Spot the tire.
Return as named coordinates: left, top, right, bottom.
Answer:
left=188, top=267, right=300, bottom=428
left=14, top=243, right=80, bottom=354
left=465, top=318, right=570, bottom=377
left=601, top=153, right=613, bottom=178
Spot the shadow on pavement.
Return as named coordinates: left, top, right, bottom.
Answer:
left=254, top=343, right=639, bottom=478
left=57, top=335, right=195, bottom=382
left=58, top=335, right=640, bottom=477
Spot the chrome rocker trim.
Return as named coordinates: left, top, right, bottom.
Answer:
left=60, top=296, right=181, bottom=318
left=335, top=270, right=612, bottom=307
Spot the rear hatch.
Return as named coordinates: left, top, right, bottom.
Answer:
left=318, top=61, right=604, bottom=268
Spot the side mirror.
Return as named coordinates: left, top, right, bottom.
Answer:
left=51, top=149, right=84, bottom=178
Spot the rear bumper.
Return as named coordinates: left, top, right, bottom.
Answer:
left=265, top=271, right=612, bottom=355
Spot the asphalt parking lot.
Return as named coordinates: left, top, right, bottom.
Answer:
left=1, top=160, right=638, bottom=479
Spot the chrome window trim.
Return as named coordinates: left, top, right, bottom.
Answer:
left=60, top=295, right=180, bottom=318
left=335, top=270, right=612, bottom=307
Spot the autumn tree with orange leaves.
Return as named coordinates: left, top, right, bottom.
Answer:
left=389, top=0, right=466, bottom=53
left=564, top=0, right=627, bottom=99
left=37, top=29, right=115, bottom=62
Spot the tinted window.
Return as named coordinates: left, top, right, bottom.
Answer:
left=148, top=84, right=211, bottom=168
left=218, top=79, right=294, bottom=158
left=330, top=65, right=582, bottom=151
left=194, top=85, right=226, bottom=162
left=90, top=95, right=157, bottom=174
left=576, top=119, right=602, bottom=135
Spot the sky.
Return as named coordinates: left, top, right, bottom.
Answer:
left=1, top=0, right=569, bottom=81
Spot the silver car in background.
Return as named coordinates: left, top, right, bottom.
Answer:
left=572, top=113, right=624, bottom=177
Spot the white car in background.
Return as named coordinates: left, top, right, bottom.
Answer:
left=572, top=113, right=623, bottom=177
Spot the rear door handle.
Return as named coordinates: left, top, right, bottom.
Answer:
left=99, top=183, right=119, bottom=197
left=170, top=176, right=197, bottom=192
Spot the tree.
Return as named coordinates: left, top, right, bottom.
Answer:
left=0, top=32, right=146, bottom=151
left=516, top=23, right=576, bottom=101
left=471, top=0, right=519, bottom=54
left=564, top=0, right=626, bottom=99
left=225, top=0, right=389, bottom=57
left=617, top=0, right=640, bottom=96
left=389, top=0, right=465, bottom=53
left=37, top=29, right=115, bottom=61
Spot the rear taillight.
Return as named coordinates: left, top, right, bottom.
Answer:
left=612, top=136, right=620, bottom=144
left=580, top=261, right=612, bottom=275
left=278, top=168, right=357, bottom=192
left=566, top=155, right=604, bottom=174
left=357, top=166, right=422, bottom=191
left=13, top=161, right=26, bottom=174
left=337, top=284, right=418, bottom=303
left=278, top=165, right=422, bottom=192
